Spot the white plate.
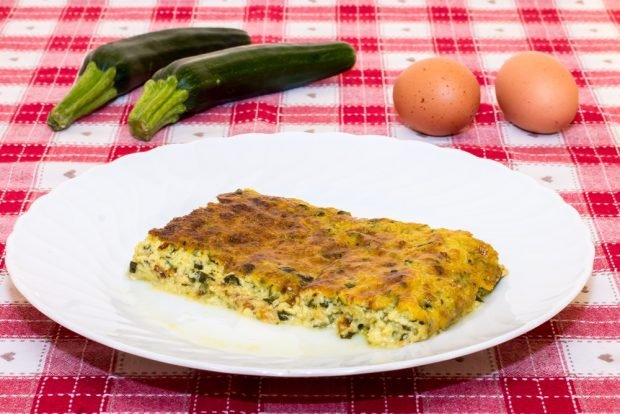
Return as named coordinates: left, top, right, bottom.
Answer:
left=6, top=132, right=593, bottom=377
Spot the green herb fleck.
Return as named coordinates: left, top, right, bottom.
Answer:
left=264, top=295, right=278, bottom=305
left=279, top=266, right=295, bottom=273
left=224, top=274, right=241, bottom=286
left=195, top=271, right=208, bottom=283
left=277, top=311, right=291, bottom=321
left=296, top=273, right=314, bottom=284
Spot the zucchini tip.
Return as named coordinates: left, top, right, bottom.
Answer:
left=47, top=62, right=118, bottom=131
left=128, top=77, right=188, bottom=141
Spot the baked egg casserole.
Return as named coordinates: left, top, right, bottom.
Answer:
left=129, top=189, right=505, bottom=348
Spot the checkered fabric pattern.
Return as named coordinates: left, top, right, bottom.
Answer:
left=0, top=0, right=618, bottom=413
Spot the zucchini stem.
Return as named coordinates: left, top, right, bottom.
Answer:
left=47, top=62, right=118, bottom=131
left=128, top=76, right=188, bottom=141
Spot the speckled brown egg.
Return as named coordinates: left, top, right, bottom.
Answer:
left=393, top=57, right=480, bottom=136
left=495, top=51, right=578, bottom=134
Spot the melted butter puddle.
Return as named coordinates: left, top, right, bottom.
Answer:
left=130, top=281, right=371, bottom=358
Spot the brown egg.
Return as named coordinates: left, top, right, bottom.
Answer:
left=393, top=57, right=480, bottom=136
left=495, top=52, right=578, bottom=134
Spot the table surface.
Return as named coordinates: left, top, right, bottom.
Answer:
left=0, top=1, right=619, bottom=413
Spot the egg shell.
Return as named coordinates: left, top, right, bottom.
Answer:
left=495, top=52, right=578, bottom=134
left=393, top=57, right=480, bottom=136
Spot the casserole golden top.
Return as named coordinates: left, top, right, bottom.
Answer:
left=149, top=189, right=504, bottom=328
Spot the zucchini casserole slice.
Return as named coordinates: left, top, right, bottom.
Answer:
left=130, top=189, right=505, bottom=348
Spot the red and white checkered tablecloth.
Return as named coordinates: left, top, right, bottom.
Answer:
left=0, top=0, right=619, bottom=413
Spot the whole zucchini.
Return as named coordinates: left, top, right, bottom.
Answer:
left=128, top=42, right=356, bottom=140
left=47, top=28, right=251, bottom=131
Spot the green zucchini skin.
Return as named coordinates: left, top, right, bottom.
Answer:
left=162, top=42, right=356, bottom=114
left=128, top=42, right=356, bottom=140
left=84, top=27, right=251, bottom=94
left=47, top=28, right=251, bottom=131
